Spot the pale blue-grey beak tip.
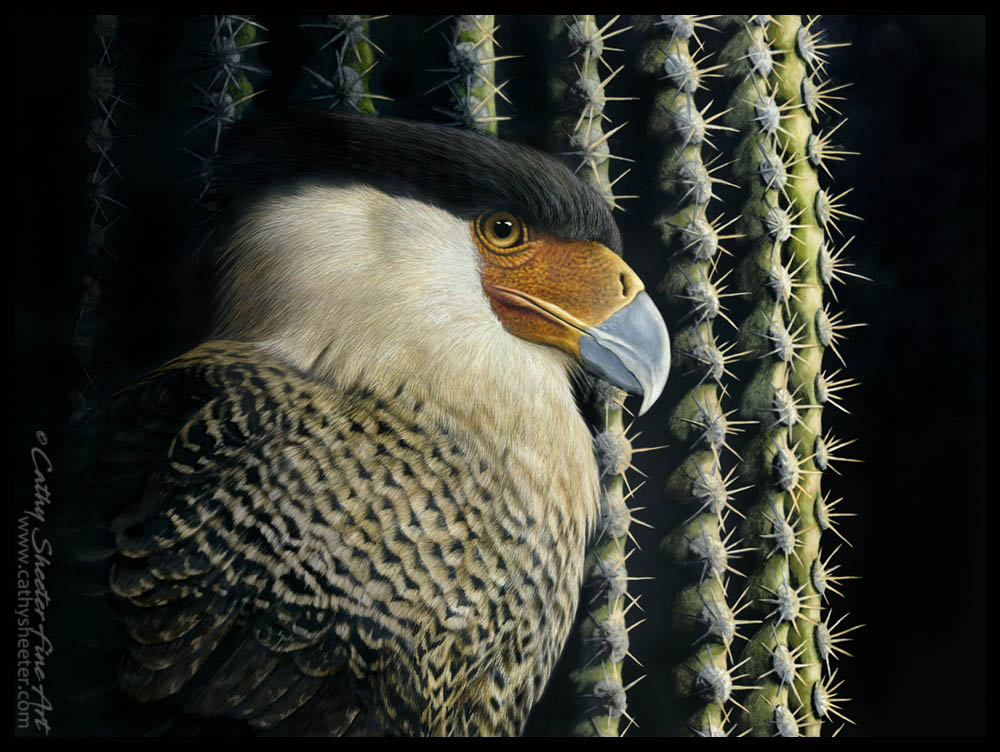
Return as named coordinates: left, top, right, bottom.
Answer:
left=579, top=291, right=670, bottom=416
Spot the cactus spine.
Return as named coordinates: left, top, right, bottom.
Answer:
left=544, top=15, right=646, bottom=737
left=709, top=14, right=861, bottom=735
left=638, top=14, right=761, bottom=737
left=72, top=16, right=133, bottom=425
left=300, top=15, right=389, bottom=115
left=429, top=15, right=516, bottom=134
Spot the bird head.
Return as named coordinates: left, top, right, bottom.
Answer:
left=209, top=111, right=669, bottom=416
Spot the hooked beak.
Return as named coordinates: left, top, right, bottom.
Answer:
left=475, top=223, right=671, bottom=416
left=578, top=291, right=670, bottom=416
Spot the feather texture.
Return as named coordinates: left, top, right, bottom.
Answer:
left=73, top=340, right=600, bottom=735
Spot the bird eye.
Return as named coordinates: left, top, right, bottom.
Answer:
left=478, top=211, right=526, bottom=250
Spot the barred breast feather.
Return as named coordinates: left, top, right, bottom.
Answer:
left=80, top=340, right=598, bottom=736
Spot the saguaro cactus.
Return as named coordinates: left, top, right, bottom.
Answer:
left=715, top=14, right=861, bottom=736
left=299, top=15, right=389, bottom=114
left=546, top=15, right=646, bottom=737
left=624, top=13, right=863, bottom=736
left=72, top=15, right=132, bottom=425
left=637, top=13, right=758, bottom=737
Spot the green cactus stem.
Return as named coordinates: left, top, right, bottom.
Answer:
left=299, top=15, right=390, bottom=115
left=638, top=13, right=759, bottom=736
left=434, top=15, right=517, bottom=134
left=544, top=15, right=644, bottom=737
left=72, top=15, right=133, bottom=425
left=195, top=16, right=266, bottom=153
left=181, top=15, right=267, bottom=219
left=711, top=14, right=862, bottom=736
left=550, top=15, right=636, bottom=208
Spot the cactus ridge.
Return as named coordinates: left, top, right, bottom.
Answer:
left=640, top=12, right=769, bottom=735
left=428, top=15, right=518, bottom=134
left=299, top=15, right=390, bottom=115
left=72, top=15, right=136, bottom=426
left=706, top=15, right=865, bottom=735
left=539, top=15, right=647, bottom=736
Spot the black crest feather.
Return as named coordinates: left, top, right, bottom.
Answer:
left=214, top=109, right=622, bottom=253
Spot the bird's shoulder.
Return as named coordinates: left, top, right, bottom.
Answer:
left=72, top=339, right=511, bottom=735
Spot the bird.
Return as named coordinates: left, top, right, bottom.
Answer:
left=59, top=109, right=670, bottom=736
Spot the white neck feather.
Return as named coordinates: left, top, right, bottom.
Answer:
left=213, top=183, right=599, bottom=527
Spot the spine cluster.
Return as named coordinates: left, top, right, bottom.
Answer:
left=719, top=15, right=862, bottom=736
left=71, top=16, right=134, bottom=424
left=299, top=15, right=389, bottom=115
left=184, top=15, right=266, bottom=213
left=547, top=15, right=645, bottom=737
left=638, top=13, right=755, bottom=737
left=427, top=15, right=515, bottom=134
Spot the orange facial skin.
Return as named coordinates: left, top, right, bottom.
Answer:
left=472, top=212, right=644, bottom=359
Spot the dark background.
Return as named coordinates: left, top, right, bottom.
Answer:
left=16, top=15, right=984, bottom=736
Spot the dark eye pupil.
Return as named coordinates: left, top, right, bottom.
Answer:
left=493, top=220, right=514, bottom=240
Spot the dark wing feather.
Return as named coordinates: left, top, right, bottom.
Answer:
left=57, top=337, right=536, bottom=736
left=60, top=341, right=387, bottom=736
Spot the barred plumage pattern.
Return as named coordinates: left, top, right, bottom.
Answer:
left=85, top=340, right=597, bottom=735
